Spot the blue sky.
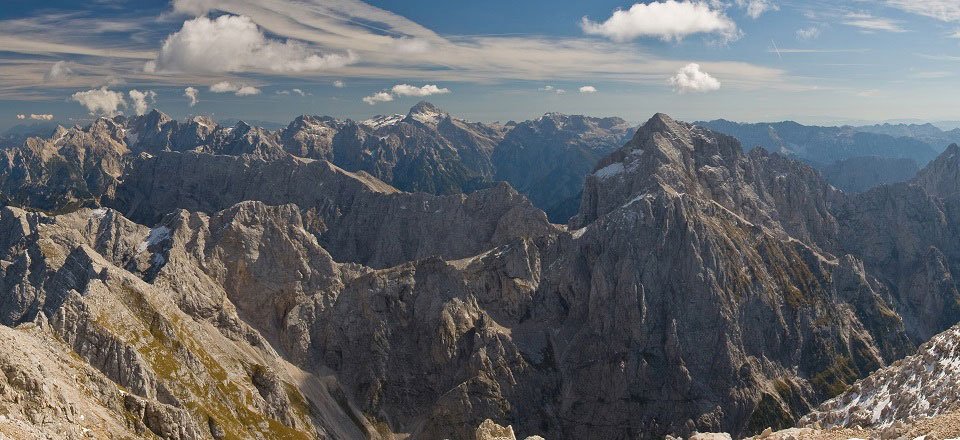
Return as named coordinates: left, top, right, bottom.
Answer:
left=2, top=0, right=960, bottom=130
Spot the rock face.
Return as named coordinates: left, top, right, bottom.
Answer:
left=278, top=101, right=505, bottom=195
left=492, top=113, right=635, bottom=222
left=0, top=206, right=369, bottom=439
left=4, top=110, right=960, bottom=440
left=0, top=118, right=127, bottom=211
left=1, top=104, right=632, bottom=222
left=107, top=151, right=555, bottom=268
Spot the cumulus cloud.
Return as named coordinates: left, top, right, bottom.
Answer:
left=362, top=91, right=394, bottom=105
left=333, top=80, right=345, bottom=88
left=735, top=0, right=778, bottom=19
left=668, top=63, right=721, bottom=94
left=184, top=87, right=199, bottom=107
left=70, top=87, right=127, bottom=116
left=16, top=114, right=54, bottom=121
left=235, top=86, right=261, bottom=96
left=128, top=89, right=157, bottom=116
left=44, top=61, right=73, bottom=82
left=390, top=84, right=450, bottom=97
left=581, top=1, right=739, bottom=42
left=795, top=26, right=822, bottom=40
left=149, top=15, right=356, bottom=74
left=362, top=83, right=450, bottom=105
left=209, top=81, right=261, bottom=96
left=539, top=85, right=567, bottom=95
left=579, top=86, right=598, bottom=94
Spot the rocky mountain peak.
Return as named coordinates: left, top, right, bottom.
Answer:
left=232, top=120, right=253, bottom=133
left=914, top=143, right=960, bottom=198
left=143, top=109, right=172, bottom=126
left=404, top=101, right=449, bottom=125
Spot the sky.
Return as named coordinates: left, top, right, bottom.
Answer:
left=2, top=0, right=960, bottom=130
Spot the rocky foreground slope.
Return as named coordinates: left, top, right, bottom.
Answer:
left=1, top=112, right=960, bottom=439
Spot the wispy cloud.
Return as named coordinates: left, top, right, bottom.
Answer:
left=795, top=26, right=822, bottom=40
left=44, top=61, right=74, bottom=82
left=843, top=12, right=907, bottom=33
left=766, top=48, right=870, bottom=54
left=735, top=0, right=779, bottom=19
left=0, top=0, right=800, bottom=101
left=539, top=85, right=567, bottom=95
left=885, top=1, right=960, bottom=22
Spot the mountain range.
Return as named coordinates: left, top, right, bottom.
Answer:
left=1, top=107, right=960, bottom=439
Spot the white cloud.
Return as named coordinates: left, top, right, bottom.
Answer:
left=843, top=12, right=906, bottom=33
left=276, top=88, right=309, bottom=96
left=362, top=91, right=394, bottom=105
left=857, top=89, right=881, bottom=98
left=949, top=30, right=960, bottom=39
left=539, top=85, right=567, bottom=95
left=210, top=81, right=238, bottom=93
left=16, top=114, right=54, bottom=121
left=128, top=89, right=157, bottom=116
left=44, top=61, right=73, bottom=82
left=150, top=15, right=356, bottom=74
left=390, top=84, right=450, bottom=97
left=885, top=1, right=960, bottom=22
left=184, top=87, right=199, bottom=107
left=579, top=86, right=598, bottom=93
left=209, top=81, right=261, bottom=96
left=235, top=86, right=261, bottom=96
left=0, top=0, right=796, bottom=100
left=795, top=26, right=822, bottom=40
left=392, top=37, right=432, bottom=54
left=668, top=63, right=721, bottom=93
left=362, top=83, right=449, bottom=105
left=333, top=80, right=345, bottom=88
left=735, top=0, right=778, bottom=19
left=580, top=1, right=739, bottom=42
left=70, top=87, right=127, bottom=116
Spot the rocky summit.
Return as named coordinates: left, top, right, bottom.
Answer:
left=2, top=109, right=960, bottom=440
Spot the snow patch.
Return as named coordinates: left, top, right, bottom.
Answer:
left=595, top=162, right=625, bottom=179
left=410, top=108, right=445, bottom=125
left=90, top=208, right=108, bottom=219
left=137, top=226, right=171, bottom=253
left=571, top=226, right=588, bottom=239
left=361, top=114, right=403, bottom=130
